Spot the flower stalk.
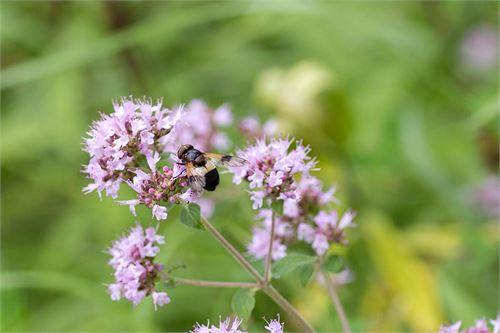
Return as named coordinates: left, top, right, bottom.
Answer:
left=174, top=278, right=259, bottom=289
left=199, top=216, right=315, bottom=333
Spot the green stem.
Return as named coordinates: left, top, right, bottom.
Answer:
left=199, top=216, right=261, bottom=281
left=175, top=278, right=259, bottom=289
left=199, top=216, right=315, bottom=333
left=322, top=271, right=351, bottom=333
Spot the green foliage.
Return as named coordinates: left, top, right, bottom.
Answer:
left=231, top=289, right=256, bottom=322
left=272, top=253, right=317, bottom=278
left=180, top=204, right=204, bottom=230
left=298, top=263, right=315, bottom=286
left=321, top=255, right=345, bottom=273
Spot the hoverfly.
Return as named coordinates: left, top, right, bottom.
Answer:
left=176, top=144, right=247, bottom=192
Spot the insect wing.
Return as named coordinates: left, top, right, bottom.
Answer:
left=204, top=152, right=247, bottom=168
left=185, top=163, right=206, bottom=192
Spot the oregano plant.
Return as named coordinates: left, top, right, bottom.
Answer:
left=82, top=97, right=357, bottom=333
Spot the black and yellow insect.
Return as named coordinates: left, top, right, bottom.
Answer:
left=176, top=144, right=247, bottom=192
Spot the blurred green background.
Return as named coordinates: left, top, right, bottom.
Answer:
left=1, top=1, right=498, bottom=332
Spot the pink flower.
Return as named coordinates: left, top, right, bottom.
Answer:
left=190, top=318, right=245, bottom=333
left=264, top=316, right=284, bottom=333
left=438, top=314, right=500, bottom=333
left=82, top=97, right=183, bottom=199
left=162, top=99, right=234, bottom=154
left=439, top=321, right=462, bottom=333
left=248, top=227, right=287, bottom=261
left=106, top=225, right=169, bottom=309
left=213, top=104, right=233, bottom=126
left=234, top=138, right=354, bottom=260
left=152, top=291, right=171, bottom=310
left=460, top=25, right=498, bottom=73
left=238, top=116, right=278, bottom=139
left=233, top=138, right=316, bottom=209
left=83, top=97, right=233, bottom=221
left=152, top=205, right=168, bottom=220
left=491, top=315, right=500, bottom=333
left=119, top=165, right=192, bottom=221
left=472, top=176, right=500, bottom=218
left=188, top=316, right=284, bottom=333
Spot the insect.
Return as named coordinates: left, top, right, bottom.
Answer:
left=176, top=144, right=247, bottom=192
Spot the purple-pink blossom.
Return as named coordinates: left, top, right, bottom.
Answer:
left=83, top=97, right=183, bottom=199
left=83, top=97, right=236, bottom=220
left=439, top=315, right=500, bottom=333
left=247, top=171, right=355, bottom=260
left=163, top=99, right=233, bottom=154
left=107, top=225, right=170, bottom=309
left=239, top=115, right=278, bottom=139
left=264, top=316, right=285, bottom=333
left=460, top=25, right=498, bottom=73
left=189, top=316, right=284, bottom=333
left=233, top=137, right=316, bottom=209
left=472, top=176, right=500, bottom=218
left=118, top=164, right=197, bottom=221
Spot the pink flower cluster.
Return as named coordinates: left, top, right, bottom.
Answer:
left=238, top=115, right=278, bottom=139
left=439, top=316, right=500, bottom=333
left=83, top=97, right=183, bottom=199
left=83, top=97, right=233, bottom=220
left=118, top=164, right=198, bottom=221
left=233, top=138, right=316, bottom=209
left=107, top=225, right=170, bottom=309
left=472, top=176, right=500, bottom=218
left=190, top=316, right=284, bottom=333
left=234, top=138, right=355, bottom=260
left=163, top=99, right=233, bottom=153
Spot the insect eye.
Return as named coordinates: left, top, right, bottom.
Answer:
left=177, top=144, right=193, bottom=159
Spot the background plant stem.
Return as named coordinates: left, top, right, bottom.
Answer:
left=322, top=272, right=352, bottom=333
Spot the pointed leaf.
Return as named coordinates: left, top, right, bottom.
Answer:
left=180, top=204, right=203, bottom=230
left=321, top=255, right=345, bottom=273
left=298, top=262, right=315, bottom=286
left=231, top=288, right=255, bottom=321
left=272, top=253, right=317, bottom=278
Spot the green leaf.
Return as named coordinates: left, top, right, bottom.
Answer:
left=156, top=152, right=174, bottom=169
left=180, top=204, right=204, bottom=230
left=231, top=288, right=255, bottom=321
left=271, top=200, right=284, bottom=215
left=321, top=255, right=345, bottom=273
left=272, top=253, right=317, bottom=278
left=298, top=263, right=315, bottom=286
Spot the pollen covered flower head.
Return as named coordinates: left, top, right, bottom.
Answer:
left=233, top=137, right=316, bottom=209
left=82, top=97, right=183, bottom=199
left=118, top=163, right=197, bottom=221
left=107, top=225, right=170, bottom=309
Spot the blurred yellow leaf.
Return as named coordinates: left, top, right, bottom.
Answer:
left=254, top=60, right=334, bottom=128
left=363, top=211, right=444, bottom=331
left=405, top=223, right=462, bottom=260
